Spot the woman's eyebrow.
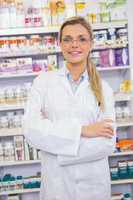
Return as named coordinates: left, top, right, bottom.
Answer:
left=63, top=34, right=89, bottom=38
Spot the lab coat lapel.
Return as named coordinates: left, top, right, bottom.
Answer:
left=57, top=66, right=89, bottom=97
left=75, top=79, right=89, bottom=97
left=57, top=67, right=74, bottom=96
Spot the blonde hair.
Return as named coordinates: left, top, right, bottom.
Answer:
left=59, top=16, right=104, bottom=111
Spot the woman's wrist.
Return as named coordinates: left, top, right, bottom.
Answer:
left=81, top=125, right=92, bottom=137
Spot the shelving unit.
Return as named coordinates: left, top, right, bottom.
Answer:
left=0, top=160, right=41, bottom=167
left=0, top=128, right=22, bottom=137
left=0, top=1, right=132, bottom=200
left=111, top=151, right=133, bottom=157
left=97, top=65, right=130, bottom=71
left=0, top=188, right=40, bottom=196
left=0, top=72, right=40, bottom=79
left=111, top=179, right=133, bottom=185
left=0, top=65, right=130, bottom=80
left=0, top=21, right=127, bottom=36
left=0, top=49, right=61, bottom=59
left=116, top=119, right=133, bottom=128
left=114, top=93, right=131, bottom=102
left=111, top=195, right=123, bottom=200
left=0, top=104, right=25, bottom=111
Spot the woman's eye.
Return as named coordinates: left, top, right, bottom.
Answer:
left=80, top=38, right=87, bottom=42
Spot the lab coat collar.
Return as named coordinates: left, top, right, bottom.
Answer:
left=57, top=66, right=90, bottom=96
left=58, top=65, right=89, bottom=81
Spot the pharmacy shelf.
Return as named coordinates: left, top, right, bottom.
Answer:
left=0, top=49, right=61, bottom=58
left=114, top=93, right=131, bottom=102
left=0, top=26, right=60, bottom=36
left=111, top=179, right=133, bottom=185
left=0, top=44, right=128, bottom=59
left=0, top=92, right=131, bottom=111
left=0, top=160, right=41, bottom=167
left=0, top=188, right=40, bottom=196
left=0, top=72, right=40, bottom=79
left=0, top=103, right=25, bottom=111
left=116, top=119, right=133, bottom=127
left=110, top=151, right=133, bottom=157
left=92, top=20, right=127, bottom=30
left=0, top=21, right=127, bottom=36
left=0, top=66, right=130, bottom=79
left=0, top=128, right=22, bottom=137
left=93, top=44, right=128, bottom=51
left=97, top=65, right=130, bottom=71
left=111, top=194, right=123, bottom=200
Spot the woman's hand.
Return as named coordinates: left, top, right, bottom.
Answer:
left=81, top=119, right=114, bottom=139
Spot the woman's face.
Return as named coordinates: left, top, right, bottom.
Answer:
left=60, top=24, right=92, bottom=65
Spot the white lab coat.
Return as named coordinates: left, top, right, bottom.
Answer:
left=23, top=66, right=116, bottom=200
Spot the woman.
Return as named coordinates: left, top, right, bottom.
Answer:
left=24, top=16, right=116, bottom=200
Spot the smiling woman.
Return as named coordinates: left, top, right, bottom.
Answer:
left=24, top=16, right=116, bottom=200
left=60, top=24, right=91, bottom=67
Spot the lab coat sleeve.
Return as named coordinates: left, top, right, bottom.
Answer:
left=57, top=81, right=116, bottom=165
left=23, top=73, right=81, bottom=156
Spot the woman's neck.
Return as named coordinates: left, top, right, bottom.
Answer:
left=66, top=62, right=86, bottom=81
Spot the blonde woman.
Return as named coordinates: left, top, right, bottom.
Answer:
left=24, top=16, right=116, bottom=200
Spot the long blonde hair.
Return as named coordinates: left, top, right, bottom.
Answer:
left=59, top=16, right=104, bottom=111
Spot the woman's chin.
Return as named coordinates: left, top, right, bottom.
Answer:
left=67, top=58, right=83, bottom=64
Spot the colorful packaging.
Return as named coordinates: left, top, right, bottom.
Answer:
left=0, top=59, right=17, bottom=74
left=65, top=0, right=76, bottom=18
left=57, top=0, right=66, bottom=25
left=75, top=0, right=87, bottom=17
left=99, top=50, right=110, bottom=67
left=16, top=57, right=33, bottom=73
left=115, top=48, right=129, bottom=66
left=110, top=167, right=119, bottom=180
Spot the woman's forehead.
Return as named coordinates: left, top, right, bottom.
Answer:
left=62, top=24, right=90, bottom=36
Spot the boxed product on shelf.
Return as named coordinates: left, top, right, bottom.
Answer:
left=99, top=49, right=111, bottom=67
left=24, top=139, right=30, bottom=161
left=127, top=160, right=133, bottom=178
left=0, top=143, right=4, bottom=161
left=0, top=139, right=15, bottom=162
left=4, top=140, right=15, bottom=161
left=86, top=1, right=100, bottom=23
left=115, top=105, right=132, bottom=120
left=110, top=167, right=119, bottom=180
left=50, top=0, right=58, bottom=25
left=117, top=139, right=133, bottom=152
left=110, top=159, right=133, bottom=181
left=0, top=173, right=41, bottom=193
left=0, top=59, right=17, bottom=74
left=0, top=0, right=128, bottom=29
left=99, top=1, right=110, bottom=22
left=75, top=0, right=87, bottom=18
left=14, top=136, right=25, bottom=161
left=41, top=2, right=51, bottom=26
left=110, top=1, right=127, bottom=21
left=118, top=160, right=128, bottom=179
left=114, top=48, right=129, bottom=66
left=24, top=138, right=40, bottom=161
left=65, top=0, right=76, bottom=18
left=16, top=57, right=33, bottom=73
left=32, top=59, right=48, bottom=72
left=56, top=0, right=66, bottom=25
left=0, top=84, right=31, bottom=105
left=47, top=54, right=58, bottom=70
